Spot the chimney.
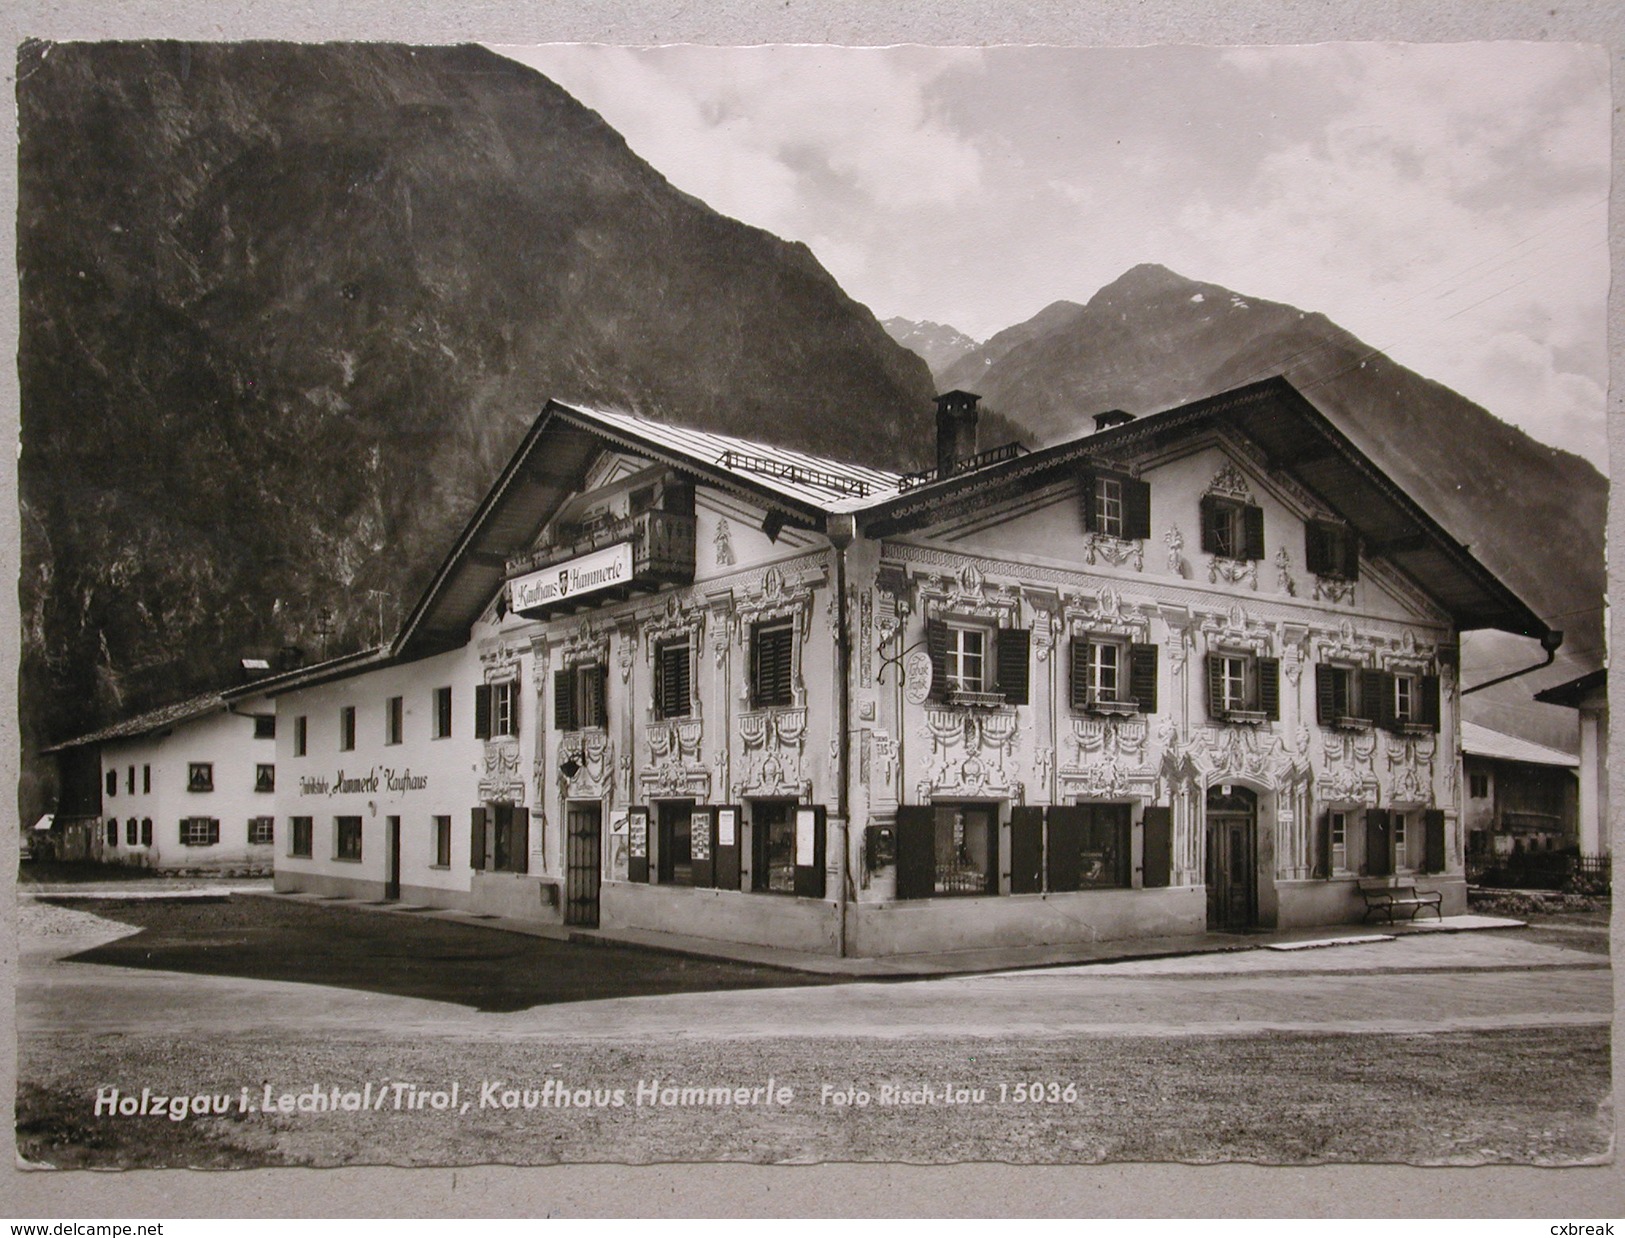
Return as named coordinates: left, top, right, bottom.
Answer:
left=935, top=390, right=981, bottom=477
left=1093, top=409, right=1135, bottom=433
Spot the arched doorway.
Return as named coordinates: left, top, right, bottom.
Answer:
left=1206, top=785, right=1258, bottom=930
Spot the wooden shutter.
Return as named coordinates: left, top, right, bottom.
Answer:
left=1360, top=669, right=1386, bottom=727
left=1129, top=643, right=1158, bottom=713
left=1422, top=808, right=1447, bottom=874
left=1365, top=808, right=1392, bottom=877
left=1206, top=654, right=1225, bottom=720
left=996, top=628, right=1031, bottom=705
left=714, top=804, right=743, bottom=890
left=894, top=805, right=936, bottom=900
left=792, top=805, right=826, bottom=899
left=1315, top=664, right=1337, bottom=726
left=1123, top=477, right=1152, bottom=541
left=475, top=683, right=492, bottom=739
left=1069, top=640, right=1090, bottom=712
left=1421, top=674, right=1441, bottom=732
left=1313, top=811, right=1331, bottom=879
left=691, top=805, right=716, bottom=889
left=470, top=807, right=487, bottom=872
left=1199, top=494, right=1222, bottom=554
left=1305, top=521, right=1331, bottom=576
left=550, top=670, right=569, bottom=731
left=1045, top=805, right=1088, bottom=893
left=1375, top=671, right=1398, bottom=731
left=594, top=664, right=610, bottom=727
left=1258, top=657, right=1280, bottom=720
left=511, top=807, right=530, bottom=875
left=1010, top=806, right=1044, bottom=894
left=510, top=678, right=522, bottom=737
left=926, top=619, right=949, bottom=704
left=1142, top=806, right=1172, bottom=889
left=1242, top=504, right=1266, bottom=561
left=1341, top=528, right=1360, bottom=580
left=1078, top=469, right=1099, bottom=533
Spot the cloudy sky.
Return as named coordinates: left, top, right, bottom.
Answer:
left=495, top=42, right=1610, bottom=459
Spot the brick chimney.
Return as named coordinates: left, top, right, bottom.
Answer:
left=935, top=390, right=981, bottom=477
left=1093, top=409, right=1135, bottom=432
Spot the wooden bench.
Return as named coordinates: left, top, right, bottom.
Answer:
left=1358, top=877, right=1443, bottom=923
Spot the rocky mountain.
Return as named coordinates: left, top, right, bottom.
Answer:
left=17, top=41, right=937, bottom=815
left=938, top=299, right=1086, bottom=393
left=958, top=264, right=1605, bottom=747
left=880, top=317, right=980, bottom=386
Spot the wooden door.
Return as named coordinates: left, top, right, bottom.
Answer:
left=565, top=802, right=602, bottom=928
left=1205, top=787, right=1257, bottom=930
left=385, top=816, right=401, bottom=901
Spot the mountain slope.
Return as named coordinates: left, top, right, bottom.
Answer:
left=17, top=40, right=937, bottom=788
left=964, top=265, right=1605, bottom=745
left=938, top=299, right=1086, bottom=393
left=880, top=317, right=980, bottom=386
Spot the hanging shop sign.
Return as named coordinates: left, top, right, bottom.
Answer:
left=510, top=542, right=634, bottom=613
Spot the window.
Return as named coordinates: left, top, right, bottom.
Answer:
left=433, top=815, right=452, bottom=867
left=142, top=765, right=150, bottom=794
left=106, top=819, right=117, bottom=846
left=127, top=765, right=135, bottom=794
left=550, top=668, right=602, bottom=732
left=187, top=763, right=214, bottom=793
left=141, top=818, right=152, bottom=847
left=1046, top=804, right=1131, bottom=892
left=1469, top=772, right=1489, bottom=799
left=290, top=816, right=313, bottom=858
left=750, top=621, right=795, bottom=708
left=944, top=625, right=986, bottom=693
left=931, top=804, right=998, bottom=896
left=1306, top=519, right=1359, bottom=580
left=1314, top=664, right=1369, bottom=728
left=255, top=764, right=275, bottom=793
left=180, top=817, right=220, bottom=847
left=1200, top=494, right=1265, bottom=560
left=925, top=620, right=1031, bottom=706
left=1070, top=640, right=1158, bottom=714
left=657, top=800, right=697, bottom=885
left=125, top=818, right=138, bottom=846
left=433, top=687, right=452, bottom=739
left=106, top=770, right=117, bottom=798
left=340, top=706, right=356, bottom=751
left=654, top=640, right=692, bottom=720
left=386, top=695, right=404, bottom=745
left=294, top=715, right=308, bottom=757
left=1330, top=810, right=1348, bottom=874
left=253, top=716, right=276, bottom=740
left=1393, top=673, right=1417, bottom=725
left=489, top=803, right=530, bottom=873
left=249, top=817, right=275, bottom=846
left=335, top=815, right=363, bottom=861
left=1393, top=813, right=1409, bottom=871
left=480, top=679, right=523, bottom=737
left=750, top=801, right=798, bottom=894
left=1080, top=469, right=1151, bottom=540
left=1205, top=653, right=1280, bottom=722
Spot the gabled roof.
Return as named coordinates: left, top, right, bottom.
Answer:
left=1461, top=721, right=1578, bottom=769
left=1534, top=668, right=1607, bottom=709
left=41, top=691, right=241, bottom=753
left=858, top=377, right=1550, bottom=639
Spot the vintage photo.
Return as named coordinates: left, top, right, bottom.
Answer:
left=14, top=39, right=1612, bottom=1172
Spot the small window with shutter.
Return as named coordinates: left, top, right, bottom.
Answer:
left=1306, top=519, right=1359, bottom=580
left=749, top=622, right=795, bottom=708
left=1200, top=494, right=1265, bottom=560
left=1069, top=638, right=1158, bottom=714
left=1205, top=652, right=1279, bottom=722
left=553, top=665, right=607, bottom=730
left=655, top=640, right=692, bottom=720
left=1081, top=469, right=1152, bottom=540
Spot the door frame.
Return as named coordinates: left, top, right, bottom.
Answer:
left=565, top=799, right=603, bottom=928
left=1205, top=785, right=1258, bottom=930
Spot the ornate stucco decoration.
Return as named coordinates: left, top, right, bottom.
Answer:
left=1163, top=723, right=1311, bottom=795
left=1277, top=622, right=1309, bottom=686
left=734, top=707, right=810, bottom=800
left=1312, top=618, right=1382, bottom=666
left=713, top=518, right=736, bottom=567
left=479, top=738, right=526, bottom=805
left=1021, top=589, right=1062, bottom=664
left=559, top=617, right=610, bottom=668
left=1082, top=531, right=1145, bottom=571
left=733, top=561, right=821, bottom=641
left=559, top=729, right=613, bottom=802
left=1384, top=729, right=1436, bottom=804
left=1060, top=584, right=1153, bottom=645
left=529, top=635, right=549, bottom=801
left=917, top=707, right=1021, bottom=801
left=1312, top=575, right=1357, bottom=605
left=1317, top=727, right=1381, bottom=806
left=639, top=718, right=711, bottom=800
left=1275, top=546, right=1297, bottom=597
left=1205, top=462, right=1254, bottom=503
left=1208, top=556, right=1259, bottom=590
left=1059, top=715, right=1156, bottom=802
left=915, top=560, right=1021, bottom=626
left=1380, top=628, right=1438, bottom=674
left=1198, top=603, right=1274, bottom=657
left=1165, top=525, right=1187, bottom=577
left=642, top=594, right=706, bottom=693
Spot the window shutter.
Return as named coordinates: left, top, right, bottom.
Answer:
left=654, top=647, right=668, bottom=717
left=893, top=806, right=936, bottom=900
left=1360, top=669, right=1386, bottom=727
left=1365, top=808, right=1392, bottom=877
left=595, top=664, right=610, bottom=727
left=511, top=807, right=530, bottom=875
left=475, top=683, right=492, bottom=739
left=1123, top=477, right=1152, bottom=540
left=1045, top=805, right=1088, bottom=893
left=208, top=819, right=220, bottom=846
left=1422, top=808, right=1446, bottom=874
left=1243, top=504, right=1266, bottom=561
left=1421, top=674, right=1441, bottom=732
left=1312, top=812, right=1331, bottom=879
left=1341, top=528, right=1361, bottom=580
left=1142, top=806, right=1172, bottom=889
left=1375, top=671, right=1398, bottom=732
left=470, top=808, right=487, bottom=872
left=748, top=627, right=762, bottom=704
left=1206, top=654, right=1225, bottom=720
left=1305, top=521, right=1331, bottom=576
left=995, top=627, right=1031, bottom=705
left=1199, top=494, right=1221, bottom=554
left=552, top=670, right=572, bottom=731
left=1315, top=664, right=1337, bottom=727
left=1079, top=470, right=1099, bottom=533
left=510, top=679, right=522, bottom=737
left=179, top=820, right=187, bottom=844
left=926, top=619, right=949, bottom=704
left=1070, top=640, right=1090, bottom=712
left=1009, top=806, right=1044, bottom=894
left=792, top=805, right=826, bottom=899
left=1258, top=657, right=1280, bottom=720
left=1128, top=643, right=1158, bottom=713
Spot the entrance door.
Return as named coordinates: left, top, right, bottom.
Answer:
left=385, top=816, right=401, bottom=901
left=1205, top=787, right=1257, bottom=930
left=565, top=802, right=602, bottom=928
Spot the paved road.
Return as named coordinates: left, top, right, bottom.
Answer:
left=18, top=895, right=1610, bottom=1044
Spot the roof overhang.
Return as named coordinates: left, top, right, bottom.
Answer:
left=859, top=378, right=1550, bottom=640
